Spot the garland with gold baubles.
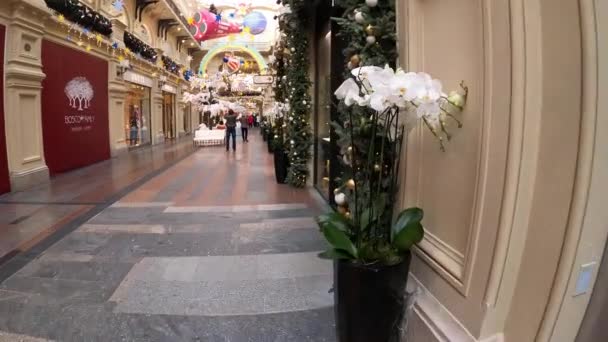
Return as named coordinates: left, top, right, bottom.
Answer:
left=277, top=0, right=313, bottom=188
left=332, top=0, right=398, bottom=218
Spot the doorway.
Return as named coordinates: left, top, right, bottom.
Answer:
left=162, top=92, right=175, bottom=140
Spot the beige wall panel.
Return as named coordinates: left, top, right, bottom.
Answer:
left=405, top=0, right=483, bottom=260
left=401, top=0, right=512, bottom=337
left=17, top=93, right=40, bottom=162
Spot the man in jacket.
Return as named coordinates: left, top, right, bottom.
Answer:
left=224, top=109, right=238, bottom=151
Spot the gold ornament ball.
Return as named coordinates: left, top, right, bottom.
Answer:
left=334, top=188, right=341, bottom=195
left=374, top=164, right=381, bottom=172
left=346, top=179, right=356, bottom=189
left=344, top=211, right=351, bottom=219
left=350, top=54, right=361, bottom=67
left=365, top=25, right=376, bottom=36
left=337, top=205, right=347, bottom=214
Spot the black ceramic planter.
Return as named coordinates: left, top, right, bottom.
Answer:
left=267, top=134, right=274, bottom=153
left=334, top=254, right=412, bottom=342
left=274, top=148, right=289, bottom=184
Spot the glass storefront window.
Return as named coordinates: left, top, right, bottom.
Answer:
left=315, top=75, right=331, bottom=200
left=314, top=24, right=332, bottom=200
left=124, top=84, right=151, bottom=148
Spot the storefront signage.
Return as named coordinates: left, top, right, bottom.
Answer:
left=41, top=40, right=110, bottom=174
left=253, top=75, right=274, bottom=84
left=162, top=84, right=177, bottom=94
left=0, top=25, right=9, bottom=194
left=123, top=71, right=153, bottom=88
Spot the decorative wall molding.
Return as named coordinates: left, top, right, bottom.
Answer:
left=417, top=231, right=465, bottom=281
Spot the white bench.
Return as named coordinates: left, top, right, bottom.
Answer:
left=193, top=129, right=225, bottom=147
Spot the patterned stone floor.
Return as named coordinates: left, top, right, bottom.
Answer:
left=0, top=138, right=196, bottom=264
left=0, top=130, right=335, bottom=341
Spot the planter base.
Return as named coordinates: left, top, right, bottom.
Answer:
left=274, top=149, right=289, bottom=184
left=334, top=254, right=412, bottom=342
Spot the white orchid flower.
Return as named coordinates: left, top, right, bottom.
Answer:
left=369, top=88, right=393, bottom=112
left=335, top=78, right=358, bottom=100
left=351, top=66, right=384, bottom=83
left=389, top=70, right=423, bottom=107
left=335, top=78, right=370, bottom=107
left=366, top=65, right=394, bottom=90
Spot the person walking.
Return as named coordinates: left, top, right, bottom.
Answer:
left=224, top=109, right=238, bottom=151
left=239, top=113, right=250, bottom=142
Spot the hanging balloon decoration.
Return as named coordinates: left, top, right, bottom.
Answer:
left=242, top=11, right=268, bottom=35
left=189, top=9, right=242, bottom=42
left=222, top=53, right=243, bottom=73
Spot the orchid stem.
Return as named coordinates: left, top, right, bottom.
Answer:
left=422, top=117, right=446, bottom=152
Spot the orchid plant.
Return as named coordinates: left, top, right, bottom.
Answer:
left=318, top=65, right=468, bottom=265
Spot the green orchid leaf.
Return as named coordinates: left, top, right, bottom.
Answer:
left=392, top=207, right=424, bottom=239
left=360, top=208, right=371, bottom=231
left=318, top=249, right=353, bottom=260
left=317, top=212, right=351, bottom=232
left=322, top=223, right=358, bottom=258
left=393, top=222, right=424, bottom=252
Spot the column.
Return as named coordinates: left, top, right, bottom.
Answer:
left=176, top=85, right=185, bottom=137
left=152, top=83, right=164, bottom=144
left=4, top=0, right=49, bottom=190
left=108, top=60, right=128, bottom=156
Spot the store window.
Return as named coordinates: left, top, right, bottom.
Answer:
left=124, top=84, right=151, bottom=147
left=314, top=24, right=332, bottom=200
left=162, top=92, right=176, bottom=140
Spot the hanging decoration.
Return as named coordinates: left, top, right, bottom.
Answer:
left=123, top=32, right=157, bottom=63
left=112, top=0, right=125, bottom=12
left=189, top=8, right=242, bottom=42
left=44, top=0, right=112, bottom=36
left=162, top=56, right=181, bottom=75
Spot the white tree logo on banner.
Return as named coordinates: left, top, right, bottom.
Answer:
left=64, top=77, right=94, bottom=111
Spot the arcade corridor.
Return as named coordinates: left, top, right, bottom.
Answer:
left=0, top=132, right=335, bottom=341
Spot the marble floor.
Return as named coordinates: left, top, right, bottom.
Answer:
left=0, top=130, right=335, bottom=341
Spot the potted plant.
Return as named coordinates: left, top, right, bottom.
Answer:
left=273, top=118, right=290, bottom=184
left=318, top=65, right=467, bottom=342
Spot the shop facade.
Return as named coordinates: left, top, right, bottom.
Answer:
left=122, top=71, right=153, bottom=148
left=0, top=0, right=191, bottom=190
left=40, top=39, right=110, bottom=175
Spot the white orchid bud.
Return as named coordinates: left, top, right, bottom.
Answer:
left=447, top=91, right=465, bottom=107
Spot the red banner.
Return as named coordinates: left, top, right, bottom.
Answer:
left=41, top=40, right=110, bottom=175
left=0, top=25, right=9, bottom=194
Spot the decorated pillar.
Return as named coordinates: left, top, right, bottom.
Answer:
left=4, top=0, right=50, bottom=190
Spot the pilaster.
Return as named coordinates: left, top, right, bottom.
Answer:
left=4, top=0, right=50, bottom=190
left=108, top=60, right=128, bottom=156
left=152, top=83, right=164, bottom=144
left=177, top=86, right=186, bottom=137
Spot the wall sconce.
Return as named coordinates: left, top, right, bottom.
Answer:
left=158, top=75, right=167, bottom=88
left=116, top=59, right=130, bottom=77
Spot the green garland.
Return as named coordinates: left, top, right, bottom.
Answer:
left=280, top=0, right=312, bottom=188
left=332, top=0, right=398, bottom=221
